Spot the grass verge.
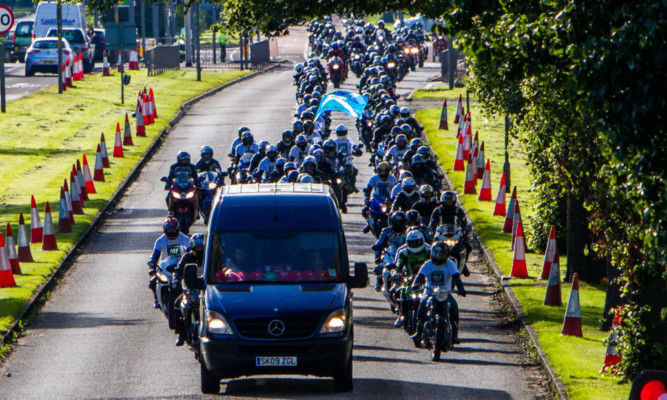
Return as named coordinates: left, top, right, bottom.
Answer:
left=414, top=87, right=629, bottom=400
left=0, top=68, right=251, bottom=336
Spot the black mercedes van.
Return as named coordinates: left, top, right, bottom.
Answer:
left=184, top=183, right=368, bottom=394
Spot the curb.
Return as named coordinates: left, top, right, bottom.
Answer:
left=0, top=63, right=280, bottom=347
left=431, top=138, right=569, bottom=400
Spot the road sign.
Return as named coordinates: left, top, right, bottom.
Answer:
left=0, top=5, right=15, bottom=35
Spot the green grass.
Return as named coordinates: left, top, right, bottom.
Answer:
left=199, top=29, right=240, bottom=46
left=412, top=85, right=468, bottom=100
left=10, top=6, right=33, bottom=19
left=416, top=101, right=630, bottom=400
left=0, top=68, right=251, bottom=334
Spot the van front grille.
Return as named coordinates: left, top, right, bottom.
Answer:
left=233, top=317, right=320, bottom=339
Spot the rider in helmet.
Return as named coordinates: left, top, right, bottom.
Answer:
left=234, top=131, right=259, bottom=167
left=229, top=126, right=250, bottom=157
left=277, top=130, right=295, bottom=159
left=373, top=114, right=393, bottom=145
left=430, top=191, right=467, bottom=234
left=400, top=107, right=424, bottom=136
left=411, top=241, right=466, bottom=347
left=147, top=217, right=190, bottom=309
left=412, top=184, right=439, bottom=225
left=392, top=228, right=431, bottom=327
left=196, top=145, right=222, bottom=173
left=299, top=155, right=324, bottom=183
left=386, top=134, right=409, bottom=165
left=257, top=145, right=280, bottom=181
left=364, top=161, right=398, bottom=207
left=289, top=134, right=311, bottom=166
left=372, top=211, right=407, bottom=292
left=391, top=177, right=420, bottom=212
left=172, top=233, right=206, bottom=346
left=166, top=151, right=199, bottom=187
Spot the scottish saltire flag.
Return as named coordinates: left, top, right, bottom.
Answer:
left=314, top=91, right=369, bottom=120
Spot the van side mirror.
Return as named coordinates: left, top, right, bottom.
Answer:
left=349, top=262, right=368, bottom=289
left=183, top=263, right=204, bottom=291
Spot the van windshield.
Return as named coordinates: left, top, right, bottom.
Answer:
left=208, top=231, right=343, bottom=284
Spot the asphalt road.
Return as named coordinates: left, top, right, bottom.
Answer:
left=0, top=27, right=540, bottom=399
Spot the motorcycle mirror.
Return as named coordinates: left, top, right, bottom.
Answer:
left=219, top=171, right=229, bottom=177
left=160, top=176, right=168, bottom=182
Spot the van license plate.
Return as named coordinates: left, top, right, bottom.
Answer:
left=256, top=357, right=297, bottom=367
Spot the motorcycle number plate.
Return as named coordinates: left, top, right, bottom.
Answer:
left=256, top=357, right=297, bottom=367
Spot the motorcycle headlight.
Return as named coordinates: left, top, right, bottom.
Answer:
left=185, top=191, right=195, bottom=199
left=388, top=62, right=395, bottom=68
left=381, top=205, right=388, bottom=212
left=404, top=48, right=410, bottom=54
left=333, top=64, right=339, bottom=70
left=434, top=288, right=449, bottom=302
left=172, top=191, right=182, bottom=199
left=206, top=310, right=234, bottom=335
left=319, top=309, right=346, bottom=334
left=411, top=48, right=419, bottom=54
left=208, top=182, right=217, bottom=190
left=445, top=239, right=457, bottom=248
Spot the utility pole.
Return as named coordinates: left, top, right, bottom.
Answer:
left=185, top=9, right=192, bottom=66
left=140, top=0, right=145, bottom=51
left=57, top=0, right=62, bottom=94
left=152, top=3, right=158, bottom=44
left=504, top=115, right=511, bottom=192
left=195, top=2, right=201, bottom=81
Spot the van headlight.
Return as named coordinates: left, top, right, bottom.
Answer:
left=319, top=309, right=347, bottom=334
left=206, top=310, right=233, bottom=335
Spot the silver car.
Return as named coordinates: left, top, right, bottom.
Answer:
left=25, top=38, right=76, bottom=77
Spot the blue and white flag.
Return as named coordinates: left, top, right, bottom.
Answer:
left=314, top=90, right=369, bottom=120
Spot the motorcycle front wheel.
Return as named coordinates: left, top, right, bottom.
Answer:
left=432, top=317, right=448, bottom=362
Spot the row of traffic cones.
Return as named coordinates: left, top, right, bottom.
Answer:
left=1, top=93, right=160, bottom=288
left=60, top=54, right=88, bottom=92
left=442, top=94, right=617, bottom=371
left=102, top=49, right=141, bottom=77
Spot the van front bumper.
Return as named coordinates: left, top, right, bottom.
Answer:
left=201, top=335, right=352, bottom=379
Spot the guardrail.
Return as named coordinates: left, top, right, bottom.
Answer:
left=144, top=45, right=180, bottom=76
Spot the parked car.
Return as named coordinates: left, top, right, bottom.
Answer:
left=2, top=30, right=14, bottom=62
left=393, top=16, right=435, bottom=32
left=46, top=27, right=94, bottom=72
left=24, top=37, right=75, bottom=76
left=90, top=28, right=105, bottom=62
left=11, top=21, right=35, bottom=63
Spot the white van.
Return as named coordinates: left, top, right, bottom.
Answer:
left=33, top=2, right=87, bottom=38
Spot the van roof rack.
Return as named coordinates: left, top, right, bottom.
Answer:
left=221, top=183, right=328, bottom=196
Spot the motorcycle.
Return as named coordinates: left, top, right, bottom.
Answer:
left=419, top=287, right=455, bottom=361
left=328, top=56, right=346, bottom=88
left=405, top=45, right=421, bottom=71
left=365, top=193, right=390, bottom=239
left=436, top=224, right=470, bottom=277
left=356, top=111, right=375, bottom=153
left=198, top=171, right=226, bottom=224
left=391, top=271, right=421, bottom=335
left=180, top=284, right=201, bottom=358
left=155, top=256, right=180, bottom=330
left=350, top=51, right=364, bottom=78
left=162, top=172, right=198, bottom=235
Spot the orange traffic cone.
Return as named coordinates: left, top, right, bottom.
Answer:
left=149, top=87, right=157, bottom=120
left=100, top=133, right=110, bottom=168
left=72, top=54, right=80, bottom=82
left=463, top=154, right=477, bottom=195
left=72, top=165, right=84, bottom=206
left=135, top=100, right=146, bottom=137
left=76, top=160, right=88, bottom=201
left=510, top=221, right=529, bottom=278
left=503, top=187, right=518, bottom=233
left=471, top=132, right=479, bottom=159
left=58, top=187, right=73, bottom=234
left=63, top=180, right=75, bottom=224
left=511, top=199, right=522, bottom=251
left=601, top=306, right=622, bottom=372
left=562, top=273, right=583, bottom=337
left=462, top=127, right=472, bottom=161
left=476, top=141, right=486, bottom=178
left=113, top=123, right=124, bottom=158
left=70, top=172, right=84, bottom=214
left=102, top=50, right=110, bottom=76
left=6, top=223, right=21, bottom=274
left=17, top=213, right=34, bottom=263
left=82, top=154, right=97, bottom=193
left=456, top=106, right=465, bottom=138
left=540, top=225, right=558, bottom=280
left=93, top=144, right=106, bottom=182
left=493, top=171, right=507, bottom=216
left=438, top=99, right=448, bottom=130
left=478, top=159, right=492, bottom=201
left=42, top=202, right=58, bottom=251
left=142, top=92, right=151, bottom=126
left=123, top=113, right=134, bottom=146
left=544, top=248, right=562, bottom=306
left=61, top=64, right=67, bottom=92
left=65, top=58, right=73, bottom=87
left=0, top=233, right=17, bottom=288
left=117, top=50, right=124, bottom=72
left=30, top=195, right=43, bottom=243
left=78, top=53, right=84, bottom=79
left=454, top=95, right=462, bottom=124
left=453, top=134, right=465, bottom=171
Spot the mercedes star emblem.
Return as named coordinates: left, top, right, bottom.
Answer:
left=268, top=319, right=285, bottom=336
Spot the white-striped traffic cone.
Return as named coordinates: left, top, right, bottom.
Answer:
left=113, top=122, right=124, bottom=158
left=76, top=161, right=88, bottom=201
left=540, top=225, right=558, bottom=280
left=601, top=306, right=622, bottom=372
left=100, top=133, right=110, bottom=168
left=438, top=99, right=448, bottom=130
left=493, top=171, right=507, bottom=217
left=135, top=100, right=146, bottom=137
left=562, top=273, right=583, bottom=337
left=117, top=50, right=124, bottom=72
left=17, top=213, right=34, bottom=262
left=476, top=141, right=486, bottom=178
left=149, top=88, right=157, bottom=120
left=478, top=159, right=492, bottom=201
left=72, top=54, right=80, bottom=81
left=0, top=233, right=17, bottom=288
left=102, top=50, right=111, bottom=76
left=30, top=195, right=43, bottom=244
left=65, top=57, right=73, bottom=87
left=454, top=95, right=462, bottom=124
left=510, top=221, right=528, bottom=278
left=123, top=113, right=134, bottom=146
left=453, top=133, right=465, bottom=171
left=82, top=154, right=97, bottom=193
left=58, top=187, right=73, bottom=234
left=543, top=248, right=562, bottom=306
left=463, top=153, right=477, bottom=195
left=94, top=144, right=106, bottom=182
left=6, top=223, right=21, bottom=275
left=42, top=202, right=58, bottom=251
left=503, top=187, right=517, bottom=233
left=63, top=180, right=75, bottom=225
left=70, top=172, right=84, bottom=214
left=511, top=199, right=522, bottom=251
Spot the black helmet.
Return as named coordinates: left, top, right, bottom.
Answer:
left=406, top=209, right=420, bottom=226
left=238, top=126, right=250, bottom=138
left=335, top=125, right=348, bottom=136
left=163, top=217, right=180, bottom=240
left=176, top=151, right=191, bottom=165
left=190, top=233, right=205, bottom=254
left=441, top=190, right=457, bottom=205
left=430, top=241, right=450, bottom=265
left=389, top=211, right=407, bottom=233
left=400, top=107, right=410, bottom=118
left=293, top=120, right=304, bottom=132
left=200, top=145, right=213, bottom=159
left=282, top=130, right=294, bottom=141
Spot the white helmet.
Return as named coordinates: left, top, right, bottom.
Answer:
left=406, top=229, right=425, bottom=253
left=402, top=177, right=416, bottom=196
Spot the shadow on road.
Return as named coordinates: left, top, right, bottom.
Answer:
left=31, top=311, right=147, bottom=329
